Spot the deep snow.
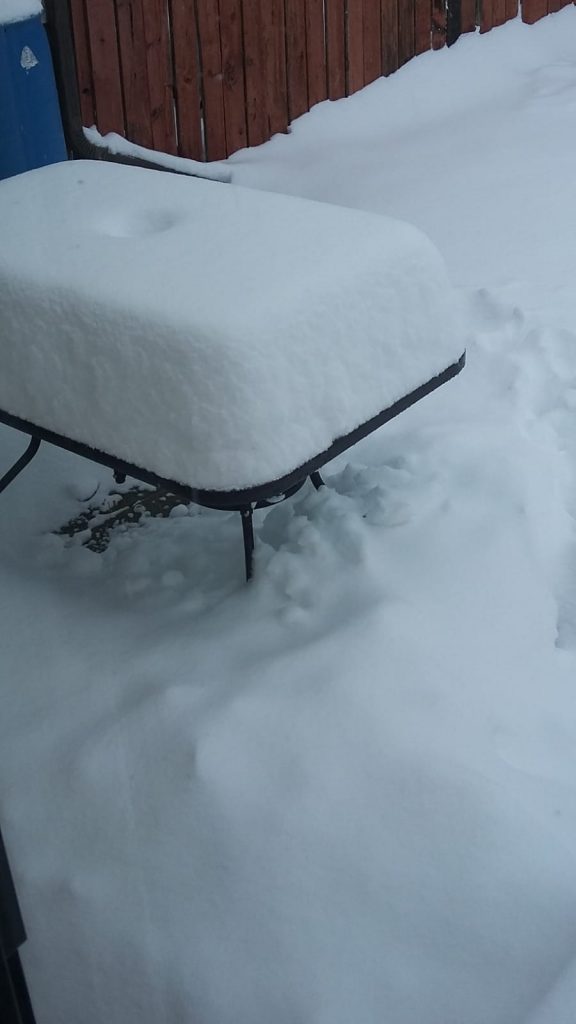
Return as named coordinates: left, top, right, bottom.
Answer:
left=1, top=9, right=576, bottom=1024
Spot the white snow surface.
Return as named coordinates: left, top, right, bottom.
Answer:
left=0, top=159, right=462, bottom=491
left=2, top=9, right=576, bottom=1024
left=0, top=0, right=42, bottom=25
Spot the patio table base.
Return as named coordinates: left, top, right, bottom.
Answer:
left=0, top=352, right=464, bottom=580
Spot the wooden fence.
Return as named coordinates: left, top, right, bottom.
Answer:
left=68, top=0, right=575, bottom=162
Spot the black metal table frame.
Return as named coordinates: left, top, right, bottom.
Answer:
left=0, top=353, right=464, bottom=579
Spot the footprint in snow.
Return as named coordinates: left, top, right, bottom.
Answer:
left=467, top=288, right=525, bottom=337
left=529, top=62, right=576, bottom=102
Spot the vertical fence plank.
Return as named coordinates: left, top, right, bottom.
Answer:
left=432, top=0, right=447, bottom=46
left=480, top=0, right=494, bottom=30
left=504, top=0, right=519, bottom=18
left=116, top=0, right=153, bottom=148
left=243, top=0, right=289, bottom=145
left=398, top=0, right=415, bottom=64
left=347, top=3, right=364, bottom=92
left=141, top=0, right=177, bottom=154
left=415, top=0, right=431, bottom=54
left=363, top=0, right=382, bottom=85
left=381, top=0, right=399, bottom=75
left=242, top=0, right=268, bottom=146
left=85, top=0, right=125, bottom=135
left=362, top=0, right=381, bottom=85
left=306, top=0, right=327, bottom=105
left=264, top=0, right=289, bottom=134
left=170, top=0, right=203, bottom=159
left=446, top=0, right=460, bottom=44
left=196, top=0, right=227, bottom=159
left=461, top=0, right=478, bottom=30
left=69, top=0, right=96, bottom=127
left=521, top=0, right=548, bottom=21
left=493, top=0, right=507, bottom=23
left=285, top=0, right=308, bottom=118
left=219, top=0, right=248, bottom=153
left=325, top=0, right=346, bottom=99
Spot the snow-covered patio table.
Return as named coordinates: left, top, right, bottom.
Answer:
left=0, top=159, right=464, bottom=575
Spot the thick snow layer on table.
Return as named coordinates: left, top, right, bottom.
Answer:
left=0, top=159, right=462, bottom=491
left=0, top=0, right=42, bottom=25
left=3, top=10, right=576, bottom=1024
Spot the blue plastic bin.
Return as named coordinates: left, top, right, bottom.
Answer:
left=0, top=11, right=66, bottom=180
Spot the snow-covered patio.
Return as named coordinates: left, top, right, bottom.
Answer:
left=1, top=8, right=576, bottom=1023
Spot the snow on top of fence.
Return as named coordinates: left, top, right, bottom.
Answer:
left=84, top=127, right=232, bottom=185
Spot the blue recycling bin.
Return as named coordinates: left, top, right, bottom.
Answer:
left=0, top=9, right=67, bottom=180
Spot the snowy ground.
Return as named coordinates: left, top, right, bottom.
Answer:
left=1, top=9, right=576, bottom=1024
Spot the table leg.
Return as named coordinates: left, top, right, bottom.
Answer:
left=0, top=438, right=41, bottom=496
left=240, top=507, right=255, bottom=581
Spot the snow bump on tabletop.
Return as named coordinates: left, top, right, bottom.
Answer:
left=0, top=0, right=43, bottom=25
left=0, top=159, right=463, bottom=492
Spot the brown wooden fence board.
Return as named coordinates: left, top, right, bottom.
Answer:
left=325, top=0, right=346, bottom=99
left=415, top=0, right=431, bottom=54
left=219, top=0, right=248, bottom=153
left=363, top=0, right=382, bottom=85
left=347, top=3, right=365, bottom=93
left=432, top=0, right=447, bottom=47
left=398, top=0, right=415, bottom=66
left=116, top=0, right=153, bottom=149
left=83, top=0, right=123, bottom=136
left=461, top=0, right=478, bottom=30
left=141, top=0, right=177, bottom=154
left=493, top=0, right=507, bottom=24
left=195, top=0, right=227, bottom=159
left=522, top=0, right=547, bottom=19
left=306, top=0, right=327, bottom=106
left=262, top=0, right=289, bottom=135
left=169, top=0, right=203, bottom=159
left=381, top=0, right=399, bottom=75
left=480, top=0, right=492, bottom=31
left=85, top=0, right=125, bottom=135
left=285, top=0, right=308, bottom=118
left=69, top=0, right=96, bottom=128
left=505, top=0, right=519, bottom=18
left=242, top=0, right=268, bottom=147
